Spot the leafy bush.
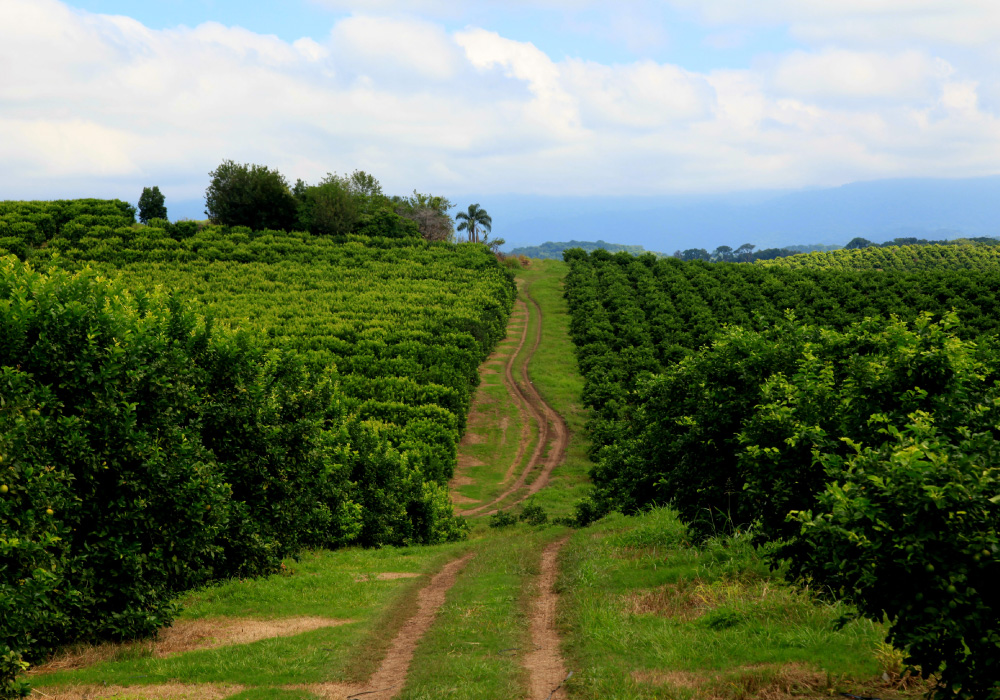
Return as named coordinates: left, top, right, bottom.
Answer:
left=353, top=209, right=420, bottom=239
left=519, top=500, right=549, bottom=526
left=783, top=414, right=1000, bottom=699
left=198, top=337, right=362, bottom=578
left=739, top=312, right=992, bottom=541
left=0, top=257, right=231, bottom=689
left=489, top=509, right=518, bottom=529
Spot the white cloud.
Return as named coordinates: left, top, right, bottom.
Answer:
left=770, top=49, right=950, bottom=101
left=563, top=59, right=714, bottom=128
left=1, top=0, right=1000, bottom=202
left=330, top=15, right=459, bottom=80
left=668, top=0, right=1000, bottom=46
left=454, top=28, right=583, bottom=138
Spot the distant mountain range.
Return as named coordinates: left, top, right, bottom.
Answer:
left=163, top=175, right=1000, bottom=254
left=464, top=175, right=1000, bottom=253
left=508, top=240, right=667, bottom=259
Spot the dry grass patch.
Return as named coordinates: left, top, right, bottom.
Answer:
left=32, top=617, right=352, bottom=673
left=450, top=493, right=481, bottom=505
left=623, top=578, right=724, bottom=621
left=29, top=682, right=244, bottom=700
left=631, top=669, right=703, bottom=690
left=632, top=663, right=826, bottom=700
left=353, top=573, right=423, bottom=582
left=457, top=455, right=485, bottom=469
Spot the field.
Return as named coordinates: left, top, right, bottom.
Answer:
left=3, top=203, right=997, bottom=699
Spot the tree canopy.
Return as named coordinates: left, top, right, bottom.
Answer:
left=205, top=160, right=298, bottom=230
left=456, top=203, right=492, bottom=244
left=138, top=186, right=167, bottom=224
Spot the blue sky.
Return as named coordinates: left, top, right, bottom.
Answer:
left=2, top=0, right=1000, bottom=219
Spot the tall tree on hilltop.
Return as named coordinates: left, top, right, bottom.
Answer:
left=456, top=203, right=491, bottom=244
left=205, top=160, right=297, bottom=231
left=138, top=186, right=167, bottom=224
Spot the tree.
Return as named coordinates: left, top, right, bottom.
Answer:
left=681, top=248, right=710, bottom=261
left=205, top=160, right=298, bottom=231
left=456, top=204, right=492, bottom=243
left=138, top=186, right=167, bottom=224
left=713, top=245, right=733, bottom=262
left=296, top=175, right=357, bottom=236
left=394, top=191, right=455, bottom=242
left=345, top=170, right=389, bottom=216
left=845, top=236, right=874, bottom=249
left=482, top=232, right=506, bottom=255
left=734, top=243, right=756, bottom=262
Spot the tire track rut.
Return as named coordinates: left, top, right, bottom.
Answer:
left=527, top=537, right=571, bottom=700
left=457, top=282, right=568, bottom=517
left=310, top=552, right=474, bottom=699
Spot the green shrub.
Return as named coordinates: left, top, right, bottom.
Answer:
left=489, top=509, right=518, bottom=529
left=519, top=500, right=549, bottom=526
left=783, top=413, right=1000, bottom=699
left=198, top=337, right=362, bottom=578
left=353, top=210, right=420, bottom=239
left=0, top=257, right=231, bottom=690
left=739, top=312, right=992, bottom=541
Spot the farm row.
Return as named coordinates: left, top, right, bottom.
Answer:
left=758, top=241, right=1000, bottom=271
left=563, top=249, right=1000, bottom=698
left=0, top=200, right=516, bottom=697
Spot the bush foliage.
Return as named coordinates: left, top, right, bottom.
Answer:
left=563, top=249, right=1000, bottom=697
left=0, top=192, right=513, bottom=695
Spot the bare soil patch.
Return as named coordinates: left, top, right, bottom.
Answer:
left=450, top=493, right=480, bottom=505
left=354, top=573, right=423, bottom=582
left=456, top=455, right=485, bottom=469
left=29, top=683, right=243, bottom=700
left=525, top=538, right=571, bottom=700
left=32, top=618, right=353, bottom=674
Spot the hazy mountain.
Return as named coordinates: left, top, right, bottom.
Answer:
left=163, top=176, right=1000, bottom=253
left=462, top=176, right=1000, bottom=252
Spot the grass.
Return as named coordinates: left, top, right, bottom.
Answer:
left=399, top=528, right=567, bottom=699
left=557, top=507, right=929, bottom=700
left=29, top=543, right=466, bottom=692
left=450, top=287, right=537, bottom=507
left=514, top=259, right=593, bottom=520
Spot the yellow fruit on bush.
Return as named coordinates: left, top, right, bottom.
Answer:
left=0, top=484, right=8, bottom=494
left=46, top=508, right=54, bottom=515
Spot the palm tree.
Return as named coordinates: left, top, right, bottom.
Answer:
left=456, top=203, right=492, bottom=243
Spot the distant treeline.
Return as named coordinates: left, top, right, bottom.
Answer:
left=508, top=240, right=667, bottom=259
left=673, top=236, right=1000, bottom=263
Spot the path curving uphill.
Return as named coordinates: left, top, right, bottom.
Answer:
left=455, top=281, right=569, bottom=517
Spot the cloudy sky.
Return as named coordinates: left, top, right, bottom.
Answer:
left=2, top=0, right=1000, bottom=212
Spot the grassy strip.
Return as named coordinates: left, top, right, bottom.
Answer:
left=510, top=260, right=592, bottom=521
left=452, top=296, right=536, bottom=507
left=558, top=508, right=926, bottom=700
left=398, top=528, right=566, bottom=699
left=30, top=543, right=464, bottom=691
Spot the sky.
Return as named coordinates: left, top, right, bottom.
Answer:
left=2, top=0, right=1000, bottom=220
